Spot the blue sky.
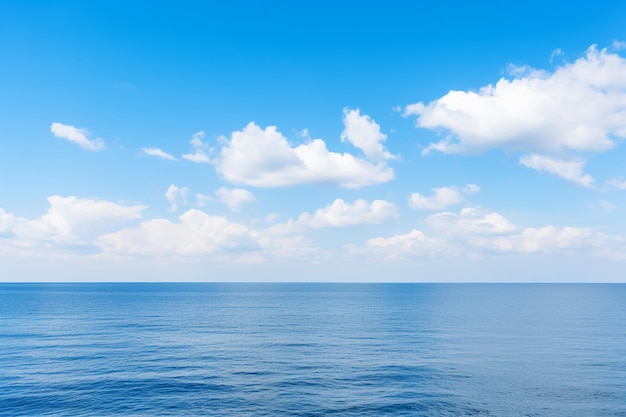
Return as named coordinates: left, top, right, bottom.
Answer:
left=2, top=1, right=626, bottom=281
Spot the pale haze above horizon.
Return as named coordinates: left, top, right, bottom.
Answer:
left=2, top=1, right=626, bottom=282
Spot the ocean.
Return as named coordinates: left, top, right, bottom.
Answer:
left=1, top=283, right=624, bottom=416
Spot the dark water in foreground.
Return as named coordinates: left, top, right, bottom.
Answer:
left=1, top=283, right=625, bottom=416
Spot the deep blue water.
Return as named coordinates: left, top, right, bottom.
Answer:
left=1, top=283, right=625, bottom=416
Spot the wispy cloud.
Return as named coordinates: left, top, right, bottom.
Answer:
left=612, top=39, right=626, bottom=50
left=606, top=177, right=626, bottom=190
left=141, top=147, right=177, bottom=161
left=549, top=48, right=564, bottom=63
left=51, top=122, right=105, bottom=151
left=519, top=154, right=593, bottom=187
left=165, top=185, right=189, bottom=211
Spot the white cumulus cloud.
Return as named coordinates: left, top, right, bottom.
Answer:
left=51, top=122, right=105, bottom=151
left=215, top=122, right=393, bottom=188
left=405, top=45, right=626, bottom=155
left=340, top=108, right=395, bottom=161
left=215, top=187, right=255, bottom=212
left=409, top=184, right=480, bottom=210
left=141, top=147, right=177, bottom=161
left=519, top=154, right=594, bottom=187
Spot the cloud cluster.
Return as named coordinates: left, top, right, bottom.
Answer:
left=1, top=195, right=624, bottom=269
left=51, top=122, right=105, bottom=151
left=409, top=184, right=479, bottom=210
left=135, top=109, right=395, bottom=189
left=97, top=209, right=261, bottom=257
left=352, top=207, right=617, bottom=260
left=0, top=196, right=320, bottom=262
left=215, top=121, right=394, bottom=188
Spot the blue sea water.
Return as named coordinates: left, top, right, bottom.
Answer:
left=0, top=283, right=625, bottom=416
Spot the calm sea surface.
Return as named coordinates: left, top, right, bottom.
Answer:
left=0, top=283, right=625, bottom=416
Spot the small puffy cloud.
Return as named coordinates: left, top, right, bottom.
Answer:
left=141, top=147, right=177, bottom=161
left=2, top=196, right=145, bottom=247
left=519, top=154, right=594, bottom=187
left=351, top=229, right=445, bottom=260
left=428, top=208, right=518, bottom=236
left=182, top=131, right=212, bottom=163
left=613, top=40, right=626, bottom=50
left=405, top=45, right=626, bottom=155
left=215, top=122, right=393, bottom=188
left=294, top=198, right=397, bottom=229
left=216, top=187, right=255, bottom=212
left=409, top=184, right=480, bottom=210
left=271, top=198, right=396, bottom=234
left=97, top=209, right=261, bottom=256
left=606, top=177, right=626, bottom=190
left=50, top=122, right=105, bottom=151
left=165, top=185, right=189, bottom=211
left=196, top=193, right=213, bottom=207
left=340, top=108, right=395, bottom=161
